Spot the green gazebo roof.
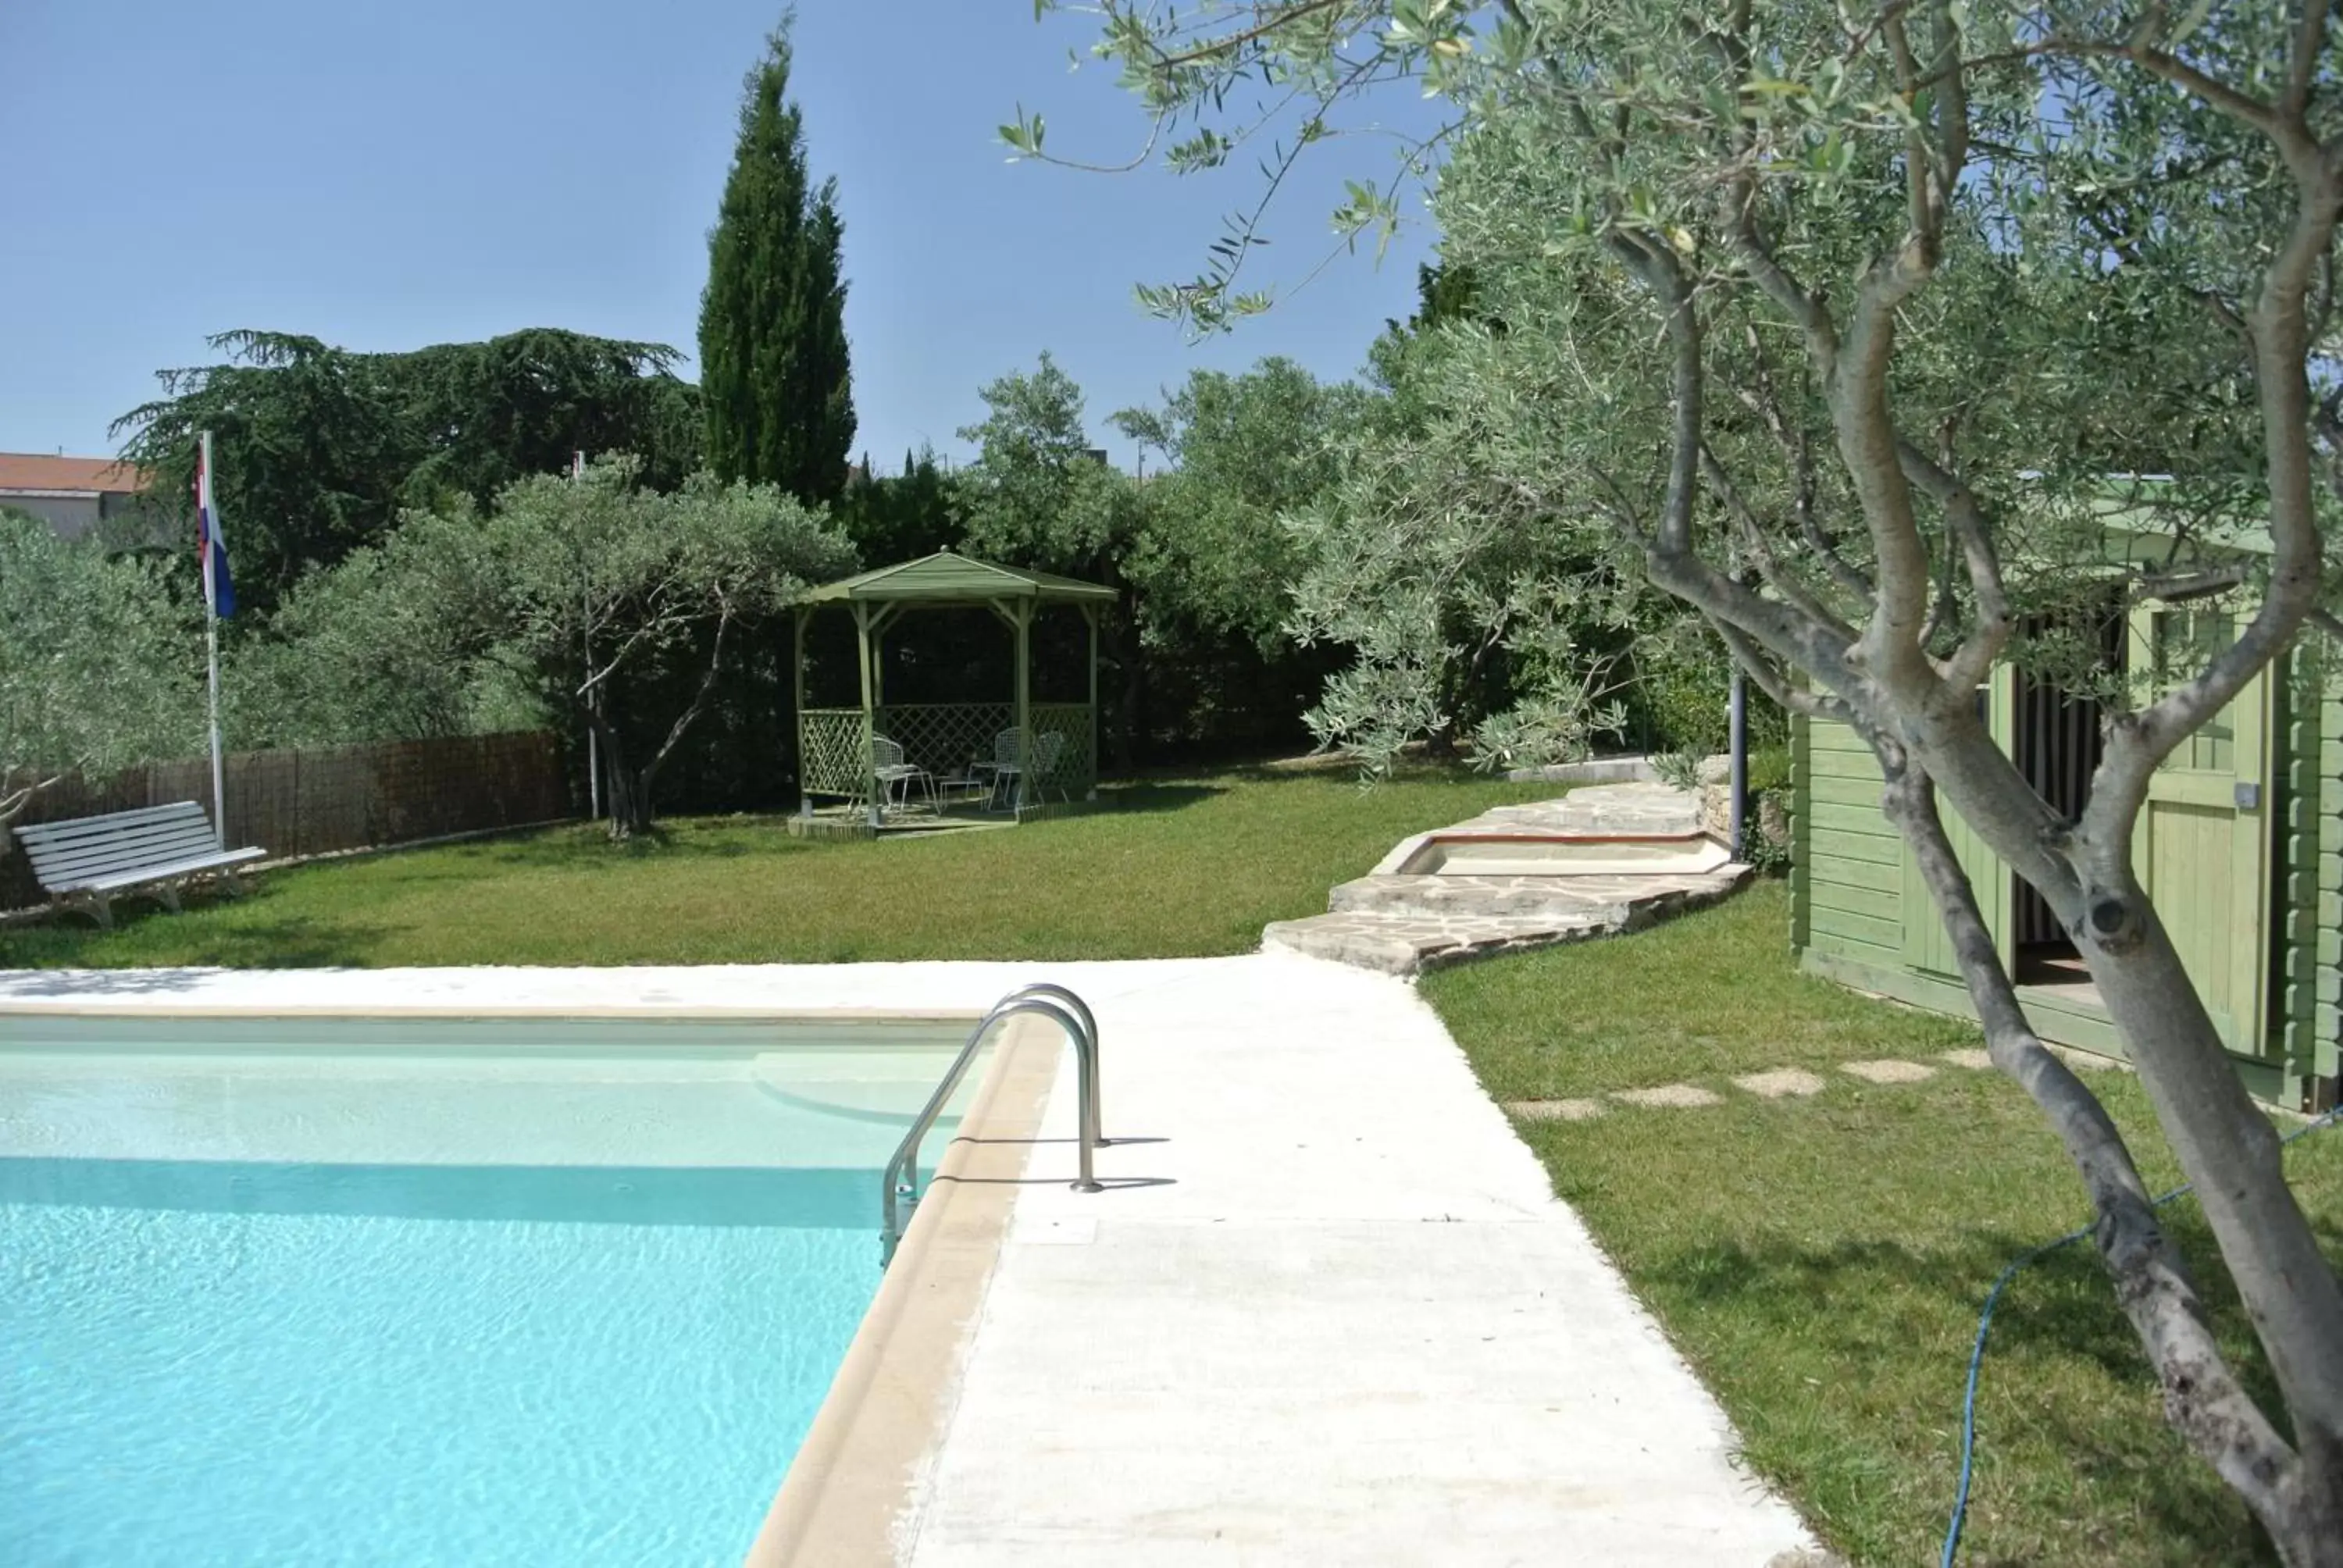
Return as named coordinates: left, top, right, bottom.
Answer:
left=796, top=550, right=1116, bottom=606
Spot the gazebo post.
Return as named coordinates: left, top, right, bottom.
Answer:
left=1082, top=603, right=1100, bottom=800
left=792, top=607, right=810, bottom=820
left=854, top=601, right=879, bottom=829
left=1013, top=599, right=1032, bottom=813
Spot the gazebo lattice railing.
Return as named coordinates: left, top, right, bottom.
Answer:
left=790, top=551, right=1115, bottom=827
left=798, top=702, right=1097, bottom=805
left=797, top=707, right=874, bottom=800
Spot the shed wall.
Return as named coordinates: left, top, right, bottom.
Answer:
left=1792, top=674, right=2332, bottom=1108
left=1796, top=716, right=1910, bottom=969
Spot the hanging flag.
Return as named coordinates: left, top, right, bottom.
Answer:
left=195, top=432, right=237, bottom=618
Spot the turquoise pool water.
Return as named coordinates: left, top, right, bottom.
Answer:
left=0, top=1017, right=975, bottom=1566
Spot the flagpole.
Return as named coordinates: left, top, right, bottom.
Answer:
left=200, top=430, right=226, bottom=850
left=573, top=451, right=599, bottom=821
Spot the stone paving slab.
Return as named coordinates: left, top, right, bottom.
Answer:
left=1939, top=1049, right=1995, bottom=1071
left=1613, top=1082, right=1725, bottom=1109
left=1505, top=1097, right=1609, bottom=1122
left=1841, top=1058, right=1938, bottom=1085
left=1271, top=868, right=1747, bottom=976
left=1734, top=1068, right=1828, bottom=1099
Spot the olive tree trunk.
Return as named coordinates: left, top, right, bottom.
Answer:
left=579, top=608, right=740, bottom=842
left=1876, top=732, right=2343, bottom=1562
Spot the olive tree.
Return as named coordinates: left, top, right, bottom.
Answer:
left=267, top=461, right=854, bottom=839
left=1282, top=312, right=1661, bottom=773
left=468, top=461, right=855, bottom=837
left=226, top=534, right=529, bottom=750
left=1032, top=1, right=2343, bottom=1556
left=0, top=511, right=201, bottom=825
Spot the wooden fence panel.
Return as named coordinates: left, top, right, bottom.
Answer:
left=2, top=730, right=572, bottom=911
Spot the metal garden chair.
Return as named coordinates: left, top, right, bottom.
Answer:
left=986, top=729, right=1068, bottom=808
left=870, top=735, right=935, bottom=818
left=975, top=727, right=1022, bottom=810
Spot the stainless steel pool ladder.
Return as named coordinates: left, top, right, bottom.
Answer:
left=880, top=983, right=1105, bottom=1266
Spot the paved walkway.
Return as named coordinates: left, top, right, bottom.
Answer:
left=1, top=956, right=1816, bottom=1565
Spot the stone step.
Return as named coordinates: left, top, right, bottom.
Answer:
left=1267, top=865, right=1752, bottom=976
left=1332, top=867, right=1746, bottom=919
left=1265, top=783, right=1751, bottom=976
left=1261, top=911, right=1612, bottom=975
left=1328, top=874, right=1638, bottom=921
left=1501, top=756, right=1660, bottom=785
left=1450, top=782, right=1706, bottom=838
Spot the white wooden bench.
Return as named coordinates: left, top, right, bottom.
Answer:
left=12, top=801, right=266, bottom=928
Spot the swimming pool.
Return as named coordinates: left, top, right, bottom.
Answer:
left=0, top=1015, right=980, bottom=1566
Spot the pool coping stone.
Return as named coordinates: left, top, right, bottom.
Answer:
left=747, top=1012, right=1054, bottom=1567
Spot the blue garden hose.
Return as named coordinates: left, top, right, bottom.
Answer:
left=1941, top=1104, right=2343, bottom=1568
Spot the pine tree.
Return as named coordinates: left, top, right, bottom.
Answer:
left=698, top=15, right=854, bottom=503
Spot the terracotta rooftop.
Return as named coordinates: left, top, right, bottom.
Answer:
left=0, top=453, right=152, bottom=495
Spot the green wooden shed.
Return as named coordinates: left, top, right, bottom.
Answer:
left=1788, top=579, right=2341, bottom=1111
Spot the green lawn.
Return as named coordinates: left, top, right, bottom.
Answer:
left=1423, top=882, right=2343, bottom=1567
left=0, top=766, right=1551, bottom=968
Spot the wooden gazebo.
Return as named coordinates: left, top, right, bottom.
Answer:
left=790, top=551, right=1117, bottom=830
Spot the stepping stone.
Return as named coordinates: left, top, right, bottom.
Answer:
left=1939, top=1049, right=1995, bottom=1071
left=1505, top=1098, right=1607, bottom=1123
left=1840, top=1058, right=1937, bottom=1085
left=1611, top=1082, right=1723, bottom=1109
left=1734, top=1067, right=1828, bottom=1099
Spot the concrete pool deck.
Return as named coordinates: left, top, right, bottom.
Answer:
left=0, top=953, right=1816, bottom=1566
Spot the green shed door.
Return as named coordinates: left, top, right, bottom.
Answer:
left=2127, top=604, right=2273, bottom=1057
left=1900, top=668, right=2017, bottom=978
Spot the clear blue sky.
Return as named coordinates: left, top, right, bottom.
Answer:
left=0, top=1, right=1435, bottom=472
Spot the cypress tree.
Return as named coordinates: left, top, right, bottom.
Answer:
left=698, top=15, right=854, bottom=503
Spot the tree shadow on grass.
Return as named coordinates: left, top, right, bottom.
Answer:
left=0, top=962, right=220, bottom=995
left=1135, top=756, right=1535, bottom=795
left=1188, top=761, right=1353, bottom=789
left=0, top=905, right=390, bottom=971
left=1635, top=1227, right=2298, bottom=1565
left=1097, top=782, right=1225, bottom=815
left=147, top=913, right=394, bottom=969
left=2, top=866, right=407, bottom=966
left=423, top=818, right=817, bottom=873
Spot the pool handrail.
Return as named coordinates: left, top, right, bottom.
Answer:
left=966, top=982, right=1107, bottom=1156
left=997, top=982, right=1104, bottom=1150
left=880, top=986, right=1102, bottom=1265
